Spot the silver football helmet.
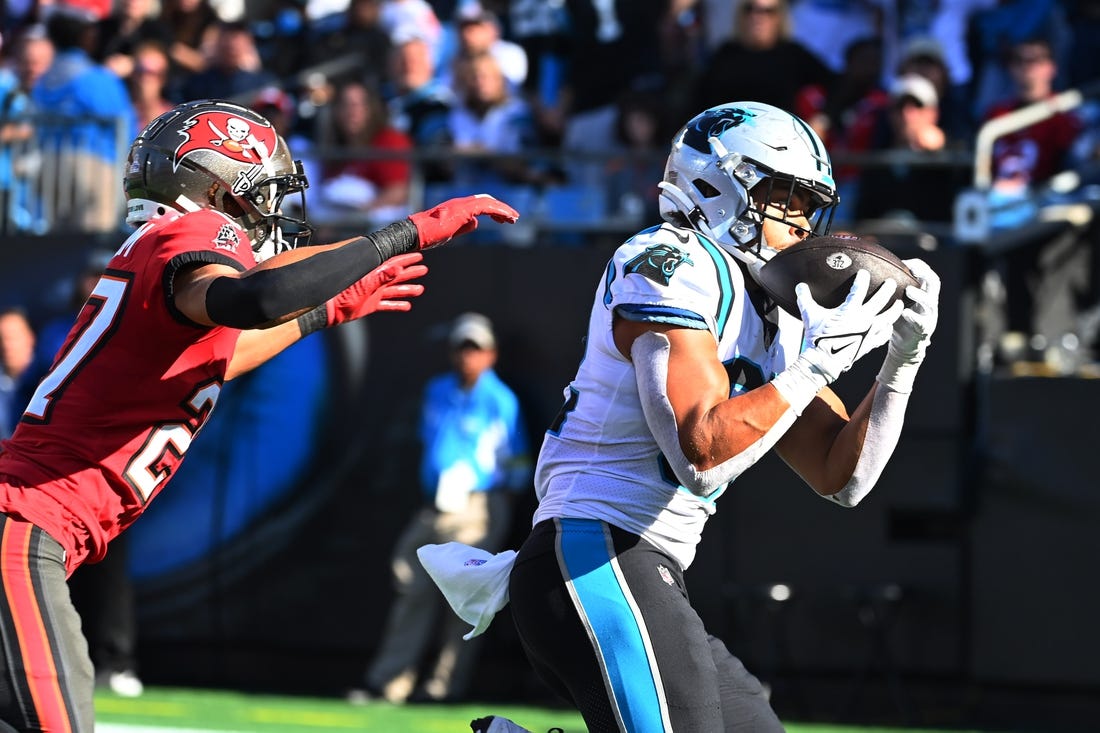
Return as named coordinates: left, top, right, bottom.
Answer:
left=658, top=101, right=837, bottom=284
left=124, top=99, right=311, bottom=262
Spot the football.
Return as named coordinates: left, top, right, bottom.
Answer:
left=756, top=235, right=920, bottom=318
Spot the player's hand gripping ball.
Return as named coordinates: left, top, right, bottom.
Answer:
left=757, top=235, right=920, bottom=318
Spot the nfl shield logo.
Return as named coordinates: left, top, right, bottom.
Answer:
left=657, top=564, right=674, bottom=586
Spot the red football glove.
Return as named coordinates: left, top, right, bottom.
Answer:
left=408, top=194, right=520, bottom=249
left=325, top=252, right=428, bottom=326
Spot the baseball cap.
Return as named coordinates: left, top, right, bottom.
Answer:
left=253, top=86, right=294, bottom=117
left=390, top=22, right=433, bottom=45
left=890, top=74, right=938, bottom=108
left=456, top=2, right=497, bottom=26
left=449, top=312, right=496, bottom=350
left=900, top=36, right=946, bottom=65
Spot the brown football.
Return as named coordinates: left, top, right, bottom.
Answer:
left=756, top=235, right=919, bottom=318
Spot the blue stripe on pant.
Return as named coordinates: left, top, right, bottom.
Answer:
left=510, top=517, right=782, bottom=732
left=558, top=518, right=669, bottom=732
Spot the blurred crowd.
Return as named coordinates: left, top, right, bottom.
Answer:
left=2, top=0, right=1100, bottom=237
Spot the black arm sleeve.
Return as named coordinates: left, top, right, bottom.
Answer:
left=204, top=219, right=418, bottom=329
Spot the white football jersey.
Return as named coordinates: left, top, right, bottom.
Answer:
left=534, top=223, right=805, bottom=569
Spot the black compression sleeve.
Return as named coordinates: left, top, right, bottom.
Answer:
left=205, top=219, right=418, bottom=329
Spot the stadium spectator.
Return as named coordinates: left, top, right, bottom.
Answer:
left=504, top=0, right=569, bottom=146
left=558, top=0, right=669, bottom=182
left=0, top=307, right=34, bottom=439
left=695, top=0, right=833, bottom=118
left=966, top=0, right=1072, bottom=123
left=379, top=0, right=443, bottom=59
left=93, top=0, right=174, bottom=82
left=127, top=40, right=175, bottom=128
left=305, top=0, right=392, bottom=91
left=312, top=79, right=414, bottom=226
left=854, top=74, right=962, bottom=224
left=789, top=0, right=888, bottom=76
left=160, top=0, right=221, bottom=85
left=982, top=36, right=1085, bottom=345
left=180, top=21, right=276, bottom=101
left=603, top=87, right=666, bottom=225
left=386, top=25, right=454, bottom=181
left=32, top=5, right=137, bottom=232
left=888, top=0, right=996, bottom=140
left=794, top=36, right=890, bottom=225
left=983, top=37, right=1083, bottom=193
left=795, top=36, right=888, bottom=152
left=448, top=51, right=540, bottom=188
left=251, top=84, right=301, bottom=143
left=447, top=3, right=528, bottom=90
left=249, top=0, right=312, bottom=80
left=894, top=36, right=971, bottom=144
left=13, top=26, right=55, bottom=93
left=1, top=26, right=52, bottom=235
left=354, top=312, right=530, bottom=704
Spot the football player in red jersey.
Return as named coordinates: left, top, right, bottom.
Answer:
left=0, top=99, right=519, bottom=733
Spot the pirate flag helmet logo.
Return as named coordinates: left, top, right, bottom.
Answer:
left=172, top=110, right=279, bottom=172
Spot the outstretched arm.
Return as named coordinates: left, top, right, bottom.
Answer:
left=173, top=195, right=519, bottom=330
left=224, top=252, right=429, bottom=379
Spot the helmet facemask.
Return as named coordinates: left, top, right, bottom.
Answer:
left=658, top=102, right=838, bottom=284
left=727, top=159, right=837, bottom=278
left=220, top=161, right=312, bottom=262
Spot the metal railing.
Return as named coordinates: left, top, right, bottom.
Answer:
left=2, top=111, right=980, bottom=242
left=953, top=80, right=1100, bottom=245
left=0, top=112, right=131, bottom=236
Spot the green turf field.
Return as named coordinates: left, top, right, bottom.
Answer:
left=94, top=687, right=986, bottom=732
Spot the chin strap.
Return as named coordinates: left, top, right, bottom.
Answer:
left=252, top=226, right=294, bottom=264
left=657, top=180, right=708, bottom=231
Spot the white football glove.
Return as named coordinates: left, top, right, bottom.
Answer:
left=878, top=258, right=941, bottom=393
left=796, top=269, right=905, bottom=383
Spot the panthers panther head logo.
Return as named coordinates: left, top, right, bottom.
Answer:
left=624, top=244, right=694, bottom=286
left=680, top=107, right=757, bottom=153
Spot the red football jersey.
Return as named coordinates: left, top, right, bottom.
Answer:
left=0, top=209, right=257, bottom=575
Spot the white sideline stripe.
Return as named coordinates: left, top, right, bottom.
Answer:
left=97, top=724, right=250, bottom=733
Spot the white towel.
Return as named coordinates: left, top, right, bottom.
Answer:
left=417, top=542, right=517, bottom=640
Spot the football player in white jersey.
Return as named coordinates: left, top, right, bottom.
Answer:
left=503, top=102, right=942, bottom=732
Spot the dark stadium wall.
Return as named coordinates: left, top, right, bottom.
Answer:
left=3, top=236, right=1098, bottom=726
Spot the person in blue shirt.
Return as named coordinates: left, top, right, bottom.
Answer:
left=1, top=26, right=52, bottom=235
left=31, top=6, right=137, bottom=232
left=352, top=312, right=531, bottom=705
left=179, top=21, right=278, bottom=104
